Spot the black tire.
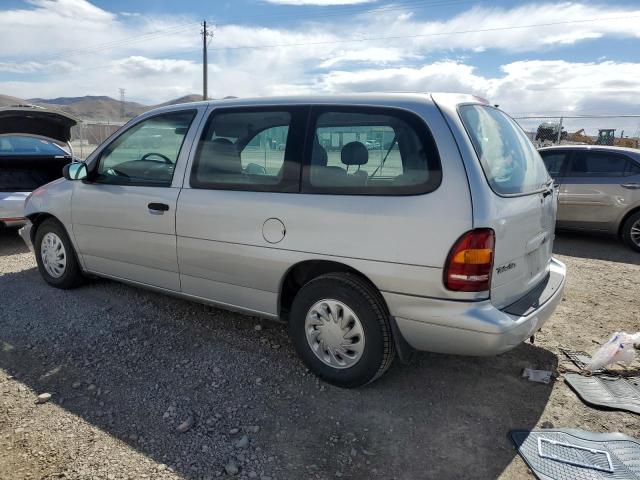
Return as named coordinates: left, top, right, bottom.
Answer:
left=621, top=211, right=640, bottom=252
left=34, top=218, right=83, bottom=289
left=289, top=272, right=395, bottom=388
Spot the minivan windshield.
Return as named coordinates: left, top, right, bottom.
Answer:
left=459, top=105, right=549, bottom=195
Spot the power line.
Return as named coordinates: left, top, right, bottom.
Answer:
left=205, top=14, right=640, bottom=51
left=32, top=21, right=200, bottom=62
left=24, top=0, right=476, bottom=62
left=208, top=0, right=477, bottom=24
left=34, top=13, right=640, bottom=74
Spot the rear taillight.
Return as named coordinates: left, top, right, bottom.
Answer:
left=444, top=229, right=495, bottom=292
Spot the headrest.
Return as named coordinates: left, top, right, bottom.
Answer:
left=341, top=141, right=368, bottom=166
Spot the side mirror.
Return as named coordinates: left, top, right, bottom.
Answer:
left=63, top=162, right=88, bottom=181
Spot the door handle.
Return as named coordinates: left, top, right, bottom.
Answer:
left=148, top=202, right=169, bottom=212
left=620, top=183, right=640, bottom=190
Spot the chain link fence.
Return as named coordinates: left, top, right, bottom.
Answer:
left=513, top=115, right=640, bottom=149
left=69, top=120, right=126, bottom=159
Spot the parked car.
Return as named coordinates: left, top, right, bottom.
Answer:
left=20, top=93, right=566, bottom=387
left=365, top=139, right=381, bottom=150
left=539, top=145, right=640, bottom=251
left=0, top=107, right=76, bottom=228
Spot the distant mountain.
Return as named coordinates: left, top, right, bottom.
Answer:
left=0, top=94, right=31, bottom=107
left=0, top=93, right=210, bottom=121
left=155, top=94, right=203, bottom=107
left=26, top=95, right=147, bottom=120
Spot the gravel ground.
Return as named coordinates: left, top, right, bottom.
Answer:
left=0, top=228, right=638, bottom=480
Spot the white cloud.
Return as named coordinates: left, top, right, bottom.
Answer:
left=1, top=0, right=640, bottom=120
left=263, top=0, right=374, bottom=5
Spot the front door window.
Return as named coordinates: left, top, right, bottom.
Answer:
left=95, top=110, right=196, bottom=186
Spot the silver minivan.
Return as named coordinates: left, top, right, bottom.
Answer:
left=20, top=93, right=566, bottom=387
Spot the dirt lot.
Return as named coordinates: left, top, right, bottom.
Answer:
left=0, top=228, right=638, bottom=480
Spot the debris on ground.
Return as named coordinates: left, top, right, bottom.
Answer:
left=586, top=332, right=640, bottom=372
left=522, top=368, right=553, bottom=384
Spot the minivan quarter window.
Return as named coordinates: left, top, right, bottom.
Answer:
left=459, top=105, right=550, bottom=195
left=94, top=110, right=196, bottom=187
left=302, top=106, right=441, bottom=195
left=190, top=107, right=305, bottom=192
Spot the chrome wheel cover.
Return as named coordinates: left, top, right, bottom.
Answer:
left=631, top=219, right=640, bottom=247
left=304, top=299, right=365, bottom=369
left=41, top=232, right=66, bottom=278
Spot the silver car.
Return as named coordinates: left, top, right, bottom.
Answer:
left=0, top=107, right=77, bottom=228
left=539, top=145, right=640, bottom=251
left=20, top=93, right=566, bottom=387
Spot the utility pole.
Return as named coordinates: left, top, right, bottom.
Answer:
left=119, top=88, right=125, bottom=119
left=201, top=21, right=213, bottom=100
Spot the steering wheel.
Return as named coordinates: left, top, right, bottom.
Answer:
left=141, top=152, right=172, bottom=164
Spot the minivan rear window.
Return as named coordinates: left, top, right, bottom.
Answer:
left=459, top=105, right=550, bottom=195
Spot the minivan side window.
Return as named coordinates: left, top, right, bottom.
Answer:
left=302, top=107, right=441, bottom=195
left=459, top=105, right=550, bottom=195
left=190, top=108, right=302, bottom=192
left=95, top=110, right=196, bottom=187
left=567, top=151, right=629, bottom=177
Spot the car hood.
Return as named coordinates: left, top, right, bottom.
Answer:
left=0, top=107, right=78, bottom=143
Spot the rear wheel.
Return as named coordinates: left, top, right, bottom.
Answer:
left=34, top=218, right=83, bottom=289
left=622, top=211, right=640, bottom=252
left=289, top=273, right=395, bottom=387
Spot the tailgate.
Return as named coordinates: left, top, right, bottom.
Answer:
left=457, top=104, right=555, bottom=308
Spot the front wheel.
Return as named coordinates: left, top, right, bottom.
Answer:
left=34, top=218, right=83, bottom=289
left=622, top=211, right=640, bottom=252
left=289, top=273, right=395, bottom=387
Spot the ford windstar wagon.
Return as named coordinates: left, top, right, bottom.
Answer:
left=20, top=93, right=566, bottom=387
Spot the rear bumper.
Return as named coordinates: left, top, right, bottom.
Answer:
left=383, top=257, right=566, bottom=356
left=0, top=192, right=28, bottom=227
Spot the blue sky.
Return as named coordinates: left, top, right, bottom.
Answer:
left=0, top=0, right=639, bottom=119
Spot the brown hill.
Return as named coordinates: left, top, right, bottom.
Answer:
left=154, top=94, right=203, bottom=107
left=27, top=95, right=146, bottom=120
left=0, top=94, right=32, bottom=107
left=0, top=93, right=207, bottom=121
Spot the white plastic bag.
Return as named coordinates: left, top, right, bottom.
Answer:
left=585, top=332, right=640, bottom=372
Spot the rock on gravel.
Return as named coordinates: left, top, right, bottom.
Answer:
left=224, top=459, right=239, bottom=476
left=234, top=435, right=249, bottom=448
left=35, top=393, right=52, bottom=404
left=177, top=416, right=194, bottom=433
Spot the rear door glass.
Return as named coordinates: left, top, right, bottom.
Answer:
left=190, top=107, right=304, bottom=192
left=567, top=151, right=628, bottom=177
left=459, top=105, right=550, bottom=195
